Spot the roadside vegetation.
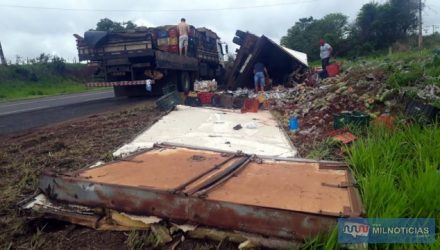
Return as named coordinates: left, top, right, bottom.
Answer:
left=0, top=53, right=94, bottom=101
left=306, top=123, right=440, bottom=249
left=281, top=0, right=434, bottom=61
left=301, top=49, right=439, bottom=249
left=305, top=130, right=439, bottom=250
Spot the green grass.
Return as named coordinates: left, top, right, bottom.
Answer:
left=0, top=63, right=95, bottom=101
left=347, top=124, right=440, bottom=249
left=0, top=79, right=92, bottom=101
left=303, top=123, right=440, bottom=249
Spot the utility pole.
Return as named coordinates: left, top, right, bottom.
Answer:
left=418, top=0, right=423, bottom=49
left=0, top=41, right=6, bottom=66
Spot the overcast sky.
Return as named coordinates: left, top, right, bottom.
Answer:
left=1, top=0, right=439, bottom=63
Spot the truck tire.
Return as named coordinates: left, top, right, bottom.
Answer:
left=179, top=72, right=191, bottom=93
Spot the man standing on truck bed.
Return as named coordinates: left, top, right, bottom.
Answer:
left=178, top=18, right=190, bottom=56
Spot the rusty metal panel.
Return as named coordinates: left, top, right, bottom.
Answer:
left=78, top=147, right=237, bottom=190
left=40, top=173, right=336, bottom=240
left=205, top=161, right=353, bottom=216
left=186, top=198, right=337, bottom=240
left=38, top=147, right=364, bottom=240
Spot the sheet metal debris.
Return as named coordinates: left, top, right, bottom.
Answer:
left=30, top=145, right=364, bottom=241
left=113, top=105, right=297, bottom=158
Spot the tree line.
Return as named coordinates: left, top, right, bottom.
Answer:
left=280, top=0, right=432, bottom=61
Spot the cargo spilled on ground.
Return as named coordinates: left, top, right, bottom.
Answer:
left=0, top=22, right=439, bottom=250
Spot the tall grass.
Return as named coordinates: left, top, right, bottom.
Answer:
left=0, top=63, right=93, bottom=101
left=0, top=79, right=90, bottom=100
left=346, top=124, right=440, bottom=249
left=303, top=124, right=440, bottom=249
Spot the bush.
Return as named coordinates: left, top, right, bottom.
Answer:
left=14, top=67, right=38, bottom=81
left=50, top=56, right=66, bottom=74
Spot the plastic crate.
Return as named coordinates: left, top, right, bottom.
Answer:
left=211, top=94, right=221, bottom=107
left=233, top=96, right=246, bottom=109
left=333, top=111, right=371, bottom=129
left=241, top=98, right=259, bottom=113
left=219, top=94, right=234, bottom=109
left=184, top=96, right=202, bottom=107
left=197, top=92, right=215, bottom=105
left=351, top=111, right=371, bottom=127
left=333, top=112, right=351, bottom=129
left=162, top=84, right=177, bottom=95
left=326, top=63, right=340, bottom=77
left=405, top=99, right=440, bottom=123
left=156, top=91, right=182, bottom=111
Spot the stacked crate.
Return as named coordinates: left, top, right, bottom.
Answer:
left=187, top=27, right=197, bottom=57
left=156, top=29, right=169, bottom=51
left=168, top=27, right=179, bottom=53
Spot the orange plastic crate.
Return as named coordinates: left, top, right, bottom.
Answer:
left=326, top=63, right=340, bottom=77
left=241, top=98, right=259, bottom=113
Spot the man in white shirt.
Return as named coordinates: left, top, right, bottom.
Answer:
left=177, top=18, right=190, bottom=56
left=319, top=38, right=333, bottom=74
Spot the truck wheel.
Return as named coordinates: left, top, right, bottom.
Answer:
left=180, top=72, right=191, bottom=93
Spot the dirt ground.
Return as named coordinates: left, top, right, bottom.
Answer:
left=0, top=101, right=154, bottom=249
left=0, top=101, right=243, bottom=249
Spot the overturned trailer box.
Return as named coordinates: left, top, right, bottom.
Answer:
left=28, top=145, right=363, bottom=241
left=225, top=30, right=309, bottom=89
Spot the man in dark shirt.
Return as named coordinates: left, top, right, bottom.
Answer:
left=253, top=62, right=268, bottom=92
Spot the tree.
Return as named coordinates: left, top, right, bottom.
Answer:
left=95, top=18, right=137, bottom=32
left=281, top=14, right=349, bottom=61
left=355, top=0, right=419, bottom=50
left=123, top=21, right=137, bottom=30
left=356, top=3, right=380, bottom=43
left=37, top=53, right=50, bottom=64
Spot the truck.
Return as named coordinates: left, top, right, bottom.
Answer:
left=225, top=30, right=309, bottom=89
left=74, top=25, right=227, bottom=96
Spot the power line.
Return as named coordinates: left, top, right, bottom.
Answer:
left=424, top=1, right=438, bottom=14
left=0, top=1, right=320, bottom=13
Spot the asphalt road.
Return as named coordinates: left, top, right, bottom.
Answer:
left=0, top=90, right=152, bottom=135
left=0, top=90, right=115, bottom=116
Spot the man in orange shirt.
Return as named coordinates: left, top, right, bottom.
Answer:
left=177, top=18, right=190, bottom=56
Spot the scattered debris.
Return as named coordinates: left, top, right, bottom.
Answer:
left=194, top=79, right=218, bottom=92
left=233, top=124, right=242, bottom=130
left=151, top=224, right=173, bottom=246
left=374, top=114, right=396, bottom=129
left=331, top=132, right=357, bottom=144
